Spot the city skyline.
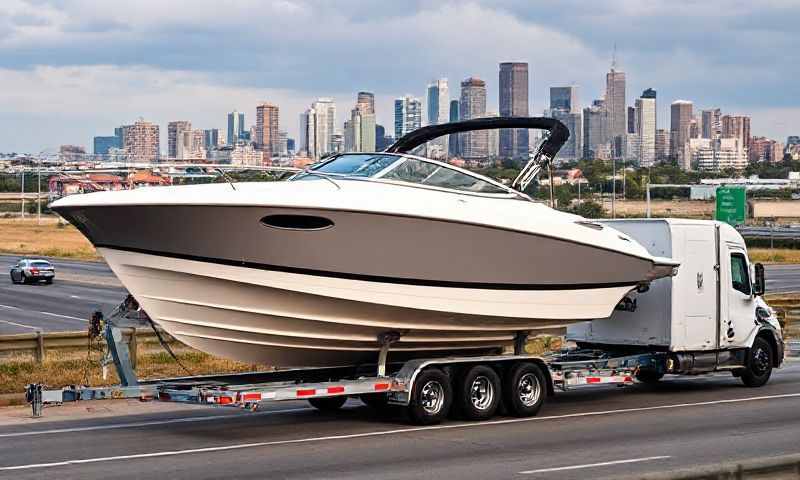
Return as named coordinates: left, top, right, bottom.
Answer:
left=0, top=1, right=796, bottom=153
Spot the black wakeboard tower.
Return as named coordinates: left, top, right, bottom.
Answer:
left=385, top=116, right=570, bottom=192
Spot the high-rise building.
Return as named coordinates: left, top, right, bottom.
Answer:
left=459, top=77, right=488, bottom=160
left=448, top=99, right=460, bottom=157
left=721, top=115, right=751, bottom=151
left=670, top=100, right=694, bottom=169
left=583, top=99, right=609, bottom=160
left=255, top=103, right=279, bottom=159
left=551, top=109, right=582, bottom=162
left=606, top=63, right=626, bottom=157
left=176, top=128, right=207, bottom=161
left=655, top=129, right=670, bottom=163
left=122, top=119, right=160, bottom=163
left=394, top=95, right=422, bottom=139
left=311, top=98, right=336, bottom=155
left=750, top=137, right=783, bottom=164
left=426, top=78, right=449, bottom=125
left=627, top=106, right=636, bottom=134
left=499, top=62, right=529, bottom=160
left=168, top=121, right=191, bottom=159
left=227, top=111, right=245, bottom=145
left=635, top=88, right=657, bottom=167
left=203, top=129, right=220, bottom=151
left=299, top=108, right=316, bottom=159
left=701, top=108, right=721, bottom=139
left=549, top=86, right=578, bottom=114
left=345, top=99, right=376, bottom=153
left=691, top=138, right=748, bottom=171
left=356, top=92, right=375, bottom=114
left=93, top=130, right=123, bottom=156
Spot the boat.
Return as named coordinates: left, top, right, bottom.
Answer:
left=50, top=117, right=678, bottom=366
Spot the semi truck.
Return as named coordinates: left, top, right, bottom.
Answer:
left=28, top=219, right=784, bottom=425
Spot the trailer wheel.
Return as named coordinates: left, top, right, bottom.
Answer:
left=407, top=368, right=451, bottom=425
left=308, top=396, right=348, bottom=412
left=740, top=337, right=773, bottom=388
left=635, top=370, right=664, bottom=384
left=456, top=365, right=501, bottom=421
left=504, top=362, right=545, bottom=417
left=360, top=393, right=389, bottom=410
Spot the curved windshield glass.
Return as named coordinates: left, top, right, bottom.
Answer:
left=295, top=153, right=510, bottom=195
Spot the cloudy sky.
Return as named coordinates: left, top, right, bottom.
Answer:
left=1, top=0, right=797, bottom=153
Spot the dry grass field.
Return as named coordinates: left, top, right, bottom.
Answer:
left=749, top=249, right=800, bottom=264
left=0, top=217, right=99, bottom=260
left=600, top=199, right=715, bottom=219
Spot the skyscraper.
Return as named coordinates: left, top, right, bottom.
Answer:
left=168, top=121, right=191, bottom=159
left=549, top=86, right=578, bottom=114
left=203, top=129, right=220, bottom=151
left=93, top=129, right=123, bottom=156
left=299, top=108, right=317, bottom=159
left=356, top=92, right=375, bottom=114
left=255, top=103, right=280, bottom=159
left=227, top=111, right=245, bottom=145
left=345, top=98, right=376, bottom=153
left=721, top=115, right=751, bottom=147
left=670, top=100, right=694, bottom=169
left=312, top=98, right=336, bottom=155
left=701, top=108, right=721, bottom=139
left=551, top=109, right=582, bottom=161
left=459, top=77, right=488, bottom=160
left=122, top=119, right=160, bottom=163
left=635, top=88, right=657, bottom=167
left=177, top=128, right=207, bottom=161
left=426, top=78, right=449, bottom=125
left=394, top=95, right=422, bottom=139
left=655, top=129, right=670, bottom=163
left=499, top=62, right=529, bottom=159
left=606, top=62, right=626, bottom=157
left=449, top=99, right=460, bottom=157
left=627, top=106, right=636, bottom=134
left=583, top=99, right=609, bottom=160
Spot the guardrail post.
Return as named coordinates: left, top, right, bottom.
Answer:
left=129, top=329, right=137, bottom=370
left=35, top=330, right=45, bottom=364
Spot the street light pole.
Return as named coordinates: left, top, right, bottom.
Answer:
left=37, top=156, right=42, bottom=225
left=20, top=169, right=25, bottom=219
left=611, top=156, right=616, bottom=219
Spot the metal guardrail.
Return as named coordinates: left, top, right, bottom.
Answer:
left=737, top=226, right=800, bottom=239
left=0, top=329, right=173, bottom=366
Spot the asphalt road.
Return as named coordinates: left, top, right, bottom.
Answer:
left=0, top=256, right=799, bottom=335
left=0, top=254, right=126, bottom=334
left=0, top=362, right=798, bottom=479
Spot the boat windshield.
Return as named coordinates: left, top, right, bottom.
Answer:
left=298, top=153, right=510, bottom=195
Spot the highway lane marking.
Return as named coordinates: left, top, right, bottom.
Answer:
left=0, top=319, right=40, bottom=330
left=38, top=311, right=87, bottom=322
left=1, top=392, right=799, bottom=471
left=519, top=456, right=671, bottom=474
left=0, top=407, right=315, bottom=438
left=0, top=304, right=21, bottom=310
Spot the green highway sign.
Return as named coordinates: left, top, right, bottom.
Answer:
left=715, top=186, right=746, bottom=226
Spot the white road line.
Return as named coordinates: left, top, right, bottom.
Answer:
left=1, top=392, right=799, bottom=471
left=0, top=319, right=39, bottom=330
left=0, top=407, right=314, bottom=438
left=0, top=304, right=20, bottom=310
left=519, top=456, right=671, bottom=474
left=37, top=311, right=86, bottom=322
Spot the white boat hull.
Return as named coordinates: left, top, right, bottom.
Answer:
left=101, top=248, right=634, bottom=366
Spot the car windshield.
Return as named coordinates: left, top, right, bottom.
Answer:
left=31, top=261, right=51, bottom=268
left=298, top=153, right=510, bottom=195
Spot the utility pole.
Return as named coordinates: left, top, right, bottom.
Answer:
left=20, top=169, right=25, bottom=218
left=37, top=156, right=42, bottom=225
left=611, top=156, right=616, bottom=218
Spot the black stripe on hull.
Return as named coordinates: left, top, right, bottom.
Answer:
left=97, top=244, right=640, bottom=291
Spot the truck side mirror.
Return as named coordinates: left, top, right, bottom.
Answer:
left=753, top=263, right=765, bottom=296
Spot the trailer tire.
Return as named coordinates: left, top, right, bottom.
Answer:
left=504, top=362, right=545, bottom=417
left=635, top=370, right=664, bottom=384
left=455, top=365, right=501, bottom=421
left=407, top=368, right=451, bottom=425
left=360, top=393, right=389, bottom=410
left=308, top=396, right=348, bottom=412
left=740, top=337, right=773, bottom=388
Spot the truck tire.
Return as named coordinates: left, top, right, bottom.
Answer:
left=455, top=365, right=501, bottom=421
left=407, top=368, right=451, bottom=425
left=635, top=369, right=664, bottom=384
left=308, top=396, right=348, bottom=412
left=503, top=362, right=546, bottom=417
left=740, top=337, right=773, bottom=388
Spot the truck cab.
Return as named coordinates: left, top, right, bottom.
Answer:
left=568, top=219, right=783, bottom=386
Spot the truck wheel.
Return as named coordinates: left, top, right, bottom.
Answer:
left=740, top=337, right=773, bottom=388
left=407, top=368, right=451, bottom=425
left=504, top=363, right=546, bottom=417
left=456, top=365, right=501, bottom=421
left=635, top=369, right=664, bottom=384
left=308, top=396, right=348, bottom=412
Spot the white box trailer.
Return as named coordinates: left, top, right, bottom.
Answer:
left=27, top=219, right=784, bottom=425
left=568, top=219, right=783, bottom=382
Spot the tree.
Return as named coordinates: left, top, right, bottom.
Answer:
left=570, top=200, right=604, bottom=219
